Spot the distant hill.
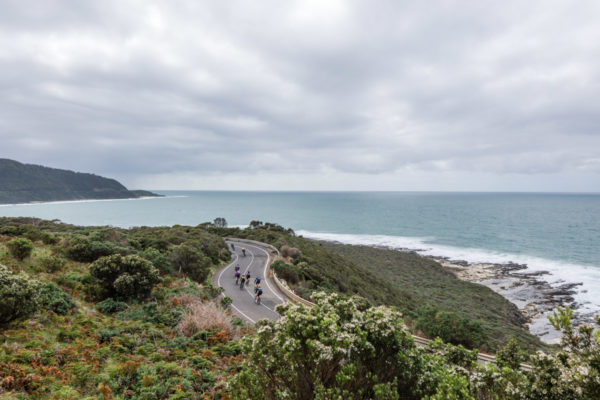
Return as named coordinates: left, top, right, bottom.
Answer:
left=0, top=158, right=162, bottom=204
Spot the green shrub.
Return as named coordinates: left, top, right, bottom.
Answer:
left=40, top=282, right=75, bottom=315
left=221, top=296, right=232, bottom=309
left=39, top=255, right=67, bottom=272
left=6, top=238, right=34, bottom=260
left=416, top=306, right=486, bottom=348
left=23, top=229, right=58, bottom=245
left=95, top=298, right=129, bottom=314
left=271, top=260, right=300, bottom=284
left=140, top=247, right=173, bottom=274
left=64, top=236, right=122, bottom=262
left=89, top=254, right=160, bottom=300
left=0, top=265, right=41, bottom=324
left=169, top=245, right=211, bottom=283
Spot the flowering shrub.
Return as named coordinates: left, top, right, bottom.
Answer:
left=230, top=292, right=427, bottom=399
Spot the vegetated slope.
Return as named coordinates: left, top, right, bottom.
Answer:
left=320, top=242, right=547, bottom=352
left=0, top=217, right=241, bottom=399
left=210, top=223, right=546, bottom=352
left=0, top=158, right=160, bottom=204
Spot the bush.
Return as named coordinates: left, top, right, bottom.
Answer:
left=221, top=296, right=233, bottom=309
left=416, top=306, right=486, bottom=348
left=0, top=265, right=41, bottom=324
left=6, top=238, right=34, bottom=261
left=39, top=282, right=75, bottom=315
left=230, top=292, right=424, bottom=399
left=140, top=247, right=172, bottom=274
left=95, top=298, right=129, bottom=314
left=169, top=245, right=211, bottom=283
left=23, top=229, right=58, bottom=245
left=271, top=260, right=300, bottom=284
left=177, top=301, right=231, bottom=337
left=89, top=254, right=160, bottom=300
left=280, top=245, right=301, bottom=259
left=39, top=255, right=67, bottom=272
left=64, top=236, right=122, bottom=262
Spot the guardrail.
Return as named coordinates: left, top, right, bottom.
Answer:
left=226, top=238, right=531, bottom=370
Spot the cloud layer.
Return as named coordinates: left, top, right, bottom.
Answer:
left=1, top=1, right=599, bottom=190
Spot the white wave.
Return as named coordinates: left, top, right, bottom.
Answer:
left=297, top=230, right=600, bottom=314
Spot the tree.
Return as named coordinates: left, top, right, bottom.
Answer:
left=0, top=265, right=41, bottom=325
left=248, top=220, right=263, bottom=229
left=213, top=217, right=228, bottom=228
left=89, top=254, right=160, bottom=300
left=169, top=244, right=211, bottom=283
left=230, top=292, right=426, bottom=399
left=6, top=238, right=34, bottom=260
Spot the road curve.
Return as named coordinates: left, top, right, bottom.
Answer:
left=213, top=241, right=287, bottom=324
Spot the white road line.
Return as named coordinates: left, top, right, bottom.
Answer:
left=217, top=251, right=257, bottom=323
left=254, top=244, right=285, bottom=303
left=241, top=277, right=277, bottom=314
left=243, top=250, right=254, bottom=275
left=217, top=253, right=238, bottom=288
left=230, top=303, right=256, bottom=324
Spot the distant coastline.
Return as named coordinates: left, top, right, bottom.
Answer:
left=0, top=194, right=166, bottom=207
left=0, top=158, right=162, bottom=205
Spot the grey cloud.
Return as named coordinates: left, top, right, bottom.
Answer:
left=1, top=0, right=599, bottom=190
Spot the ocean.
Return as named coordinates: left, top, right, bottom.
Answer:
left=2, top=191, right=599, bottom=315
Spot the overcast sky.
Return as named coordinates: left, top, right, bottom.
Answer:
left=1, top=1, right=599, bottom=191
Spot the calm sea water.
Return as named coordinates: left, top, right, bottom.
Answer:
left=2, top=191, right=599, bottom=312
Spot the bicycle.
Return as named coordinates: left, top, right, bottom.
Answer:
left=255, top=288, right=263, bottom=304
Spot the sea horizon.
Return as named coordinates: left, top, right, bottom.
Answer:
left=2, top=190, right=599, bottom=321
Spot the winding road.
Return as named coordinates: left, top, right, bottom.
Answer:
left=214, top=239, right=519, bottom=368
left=213, top=240, right=287, bottom=323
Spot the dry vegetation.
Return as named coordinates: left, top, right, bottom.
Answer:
left=177, top=300, right=232, bottom=337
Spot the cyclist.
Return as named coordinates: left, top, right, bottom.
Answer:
left=254, top=276, right=261, bottom=286
left=245, top=271, right=251, bottom=286
left=255, top=287, right=263, bottom=304
left=240, top=274, right=246, bottom=289
left=235, top=270, right=241, bottom=285
left=254, top=282, right=261, bottom=294
left=234, top=264, right=240, bottom=277
left=242, top=248, right=246, bottom=256
left=231, top=243, right=235, bottom=250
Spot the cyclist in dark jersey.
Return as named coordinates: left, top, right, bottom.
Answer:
left=255, top=287, right=263, bottom=303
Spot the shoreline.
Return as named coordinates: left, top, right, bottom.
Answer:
left=303, top=232, right=593, bottom=344
left=0, top=195, right=167, bottom=207
left=430, top=256, right=589, bottom=343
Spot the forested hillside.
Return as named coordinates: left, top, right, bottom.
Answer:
left=0, top=159, right=160, bottom=204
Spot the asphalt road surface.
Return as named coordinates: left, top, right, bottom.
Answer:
left=214, top=241, right=286, bottom=323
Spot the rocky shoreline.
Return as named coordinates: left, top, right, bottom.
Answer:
left=430, top=256, right=589, bottom=343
